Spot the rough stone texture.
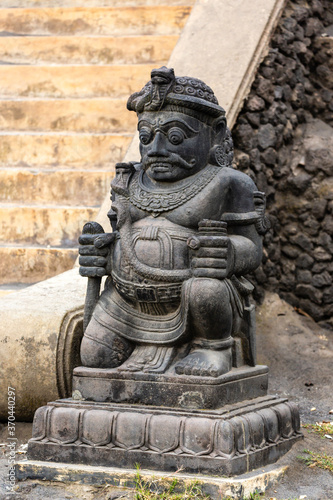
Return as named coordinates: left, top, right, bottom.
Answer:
left=233, top=0, right=333, bottom=328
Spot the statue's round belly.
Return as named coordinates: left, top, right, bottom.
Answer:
left=113, top=217, right=196, bottom=281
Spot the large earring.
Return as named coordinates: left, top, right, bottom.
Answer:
left=210, top=145, right=226, bottom=167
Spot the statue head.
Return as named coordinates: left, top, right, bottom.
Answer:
left=127, top=67, right=233, bottom=182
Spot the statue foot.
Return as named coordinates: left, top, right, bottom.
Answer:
left=118, top=345, right=176, bottom=374
left=174, top=347, right=232, bottom=378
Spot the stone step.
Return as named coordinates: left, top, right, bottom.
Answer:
left=0, top=63, right=160, bottom=98
left=1, top=0, right=194, bottom=7
left=0, top=168, right=113, bottom=205
left=0, top=98, right=136, bottom=133
left=0, top=35, right=178, bottom=65
left=0, top=245, right=78, bottom=284
left=0, top=204, right=99, bottom=246
left=0, top=2, right=191, bottom=285
left=0, top=132, right=132, bottom=167
left=0, top=6, right=191, bottom=36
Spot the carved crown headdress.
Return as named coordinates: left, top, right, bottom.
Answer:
left=127, top=66, right=226, bottom=122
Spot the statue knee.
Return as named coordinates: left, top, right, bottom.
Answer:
left=189, top=278, right=231, bottom=312
left=80, top=319, right=133, bottom=369
left=80, top=335, right=115, bottom=368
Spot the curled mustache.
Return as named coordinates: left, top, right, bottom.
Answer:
left=142, top=153, right=196, bottom=171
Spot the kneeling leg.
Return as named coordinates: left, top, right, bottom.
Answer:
left=80, top=316, right=133, bottom=369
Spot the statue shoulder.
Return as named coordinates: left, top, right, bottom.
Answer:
left=218, top=167, right=258, bottom=203
left=220, top=167, right=257, bottom=191
left=217, top=167, right=269, bottom=233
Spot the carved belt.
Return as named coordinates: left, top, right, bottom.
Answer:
left=112, top=273, right=182, bottom=303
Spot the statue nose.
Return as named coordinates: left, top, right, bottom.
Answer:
left=147, top=131, right=168, bottom=157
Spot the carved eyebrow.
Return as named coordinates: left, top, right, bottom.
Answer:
left=158, top=118, right=199, bottom=133
left=137, top=119, right=155, bottom=129
left=137, top=118, right=199, bottom=134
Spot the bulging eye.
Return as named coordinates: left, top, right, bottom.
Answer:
left=167, top=128, right=185, bottom=145
left=139, top=129, right=152, bottom=145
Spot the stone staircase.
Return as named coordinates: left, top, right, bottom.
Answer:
left=0, top=0, right=193, bottom=291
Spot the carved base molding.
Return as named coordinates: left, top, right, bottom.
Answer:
left=27, top=396, right=302, bottom=476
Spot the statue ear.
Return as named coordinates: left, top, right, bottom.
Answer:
left=209, top=117, right=233, bottom=167
left=212, top=116, right=226, bottom=145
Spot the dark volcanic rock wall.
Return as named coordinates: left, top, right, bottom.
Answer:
left=232, top=0, right=333, bottom=329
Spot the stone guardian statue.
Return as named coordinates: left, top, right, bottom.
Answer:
left=25, top=68, right=301, bottom=478
left=79, top=66, right=269, bottom=378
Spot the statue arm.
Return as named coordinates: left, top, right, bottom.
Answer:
left=223, top=172, right=266, bottom=277
left=228, top=225, right=263, bottom=276
left=190, top=174, right=267, bottom=280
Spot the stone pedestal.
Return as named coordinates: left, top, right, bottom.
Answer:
left=73, top=364, right=269, bottom=409
left=27, top=365, right=302, bottom=477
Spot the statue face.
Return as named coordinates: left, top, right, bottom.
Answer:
left=138, top=111, right=212, bottom=182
